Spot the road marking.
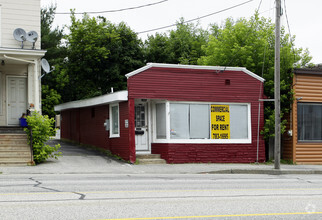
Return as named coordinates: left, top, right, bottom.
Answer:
left=1, top=187, right=322, bottom=196
left=95, top=212, right=322, bottom=220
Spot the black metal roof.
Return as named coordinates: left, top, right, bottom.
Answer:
left=294, top=66, right=322, bottom=75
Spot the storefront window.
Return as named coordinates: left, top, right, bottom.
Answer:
left=298, top=103, right=322, bottom=141
left=190, top=104, right=210, bottom=139
left=170, top=104, right=210, bottom=139
left=230, top=105, right=248, bottom=139
left=154, top=101, right=251, bottom=143
left=170, top=104, right=190, bottom=139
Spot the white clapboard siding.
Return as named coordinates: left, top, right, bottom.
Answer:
left=0, top=0, right=41, bottom=49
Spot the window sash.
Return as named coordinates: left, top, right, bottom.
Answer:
left=153, top=101, right=251, bottom=143
left=170, top=104, right=189, bottom=139
left=156, top=103, right=166, bottom=139
left=190, top=104, right=210, bottom=139
left=298, top=103, right=322, bottom=141
left=110, top=104, right=120, bottom=138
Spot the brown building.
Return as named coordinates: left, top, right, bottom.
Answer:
left=283, top=67, right=322, bottom=164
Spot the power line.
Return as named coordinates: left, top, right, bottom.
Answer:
left=283, top=0, right=292, bottom=39
left=55, top=0, right=168, bottom=15
left=223, top=0, right=263, bottom=70
left=283, top=0, right=297, bottom=66
left=137, top=0, right=254, bottom=34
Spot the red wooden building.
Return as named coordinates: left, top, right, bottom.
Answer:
left=55, top=63, right=265, bottom=163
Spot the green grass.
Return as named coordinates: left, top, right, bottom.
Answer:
left=263, top=159, right=295, bottom=165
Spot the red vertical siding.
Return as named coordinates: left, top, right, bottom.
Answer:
left=109, top=101, right=132, bottom=161
left=129, top=67, right=265, bottom=163
left=60, top=110, right=70, bottom=140
left=59, top=101, right=132, bottom=162
left=79, top=106, right=110, bottom=149
left=128, top=98, right=136, bottom=163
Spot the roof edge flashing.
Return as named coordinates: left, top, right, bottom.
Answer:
left=54, top=90, right=128, bottom=112
left=125, top=63, right=265, bottom=82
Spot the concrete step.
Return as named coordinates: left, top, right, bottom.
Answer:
left=0, top=151, right=31, bottom=157
left=0, top=134, right=29, bottom=145
left=136, top=154, right=166, bottom=164
left=0, top=134, right=28, bottom=138
left=0, top=162, right=33, bottom=166
left=0, top=157, right=31, bottom=162
left=0, top=132, right=32, bottom=166
left=0, top=140, right=28, bottom=145
left=0, top=144, right=30, bottom=151
left=0, top=126, right=25, bottom=134
left=136, top=154, right=161, bottom=159
left=137, top=158, right=167, bottom=164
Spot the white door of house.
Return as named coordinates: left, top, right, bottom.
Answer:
left=7, top=77, right=27, bottom=126
left=135, top=103, right=149, bottom=151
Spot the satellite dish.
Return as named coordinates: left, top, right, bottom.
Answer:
left=26, top=31, right=38, bottom=49
left=40, top=58, right=54, bottom=79
left=13, top=28, right=27, bottom=48
left=41, top=59, right=50, bottom=73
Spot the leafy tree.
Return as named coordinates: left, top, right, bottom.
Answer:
left=198, top=13, right=313, bottom=139
left=61, top=13, right=144, bottom=102
left=41, top=5, right=67, bottom=118
left=145, top=18, right=208, bottom=65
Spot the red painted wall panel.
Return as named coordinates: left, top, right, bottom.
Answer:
left=109, top=101, right=132, bottom=161
left=59, top=102, right=133, bottom=162
left=128, top=67, right=263, bottom=102
left=129, top=67, right=265, bottom=163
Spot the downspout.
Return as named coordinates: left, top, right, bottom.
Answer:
left=3, top=54, right=35, bottom=64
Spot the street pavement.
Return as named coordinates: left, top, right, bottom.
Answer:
left=1, top=133, right=322, bottom=219
left=1, top=133, right=322, bottom=175
left=1, top=173, right=322, bottom=219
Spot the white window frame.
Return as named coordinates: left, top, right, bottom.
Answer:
left=152, top=101, right=252, bottom=144
left=109, top=103, right=120, bottom=138
left=0, top=72, right=2, bottom=115
left=0, top=5, right=2, bottom=46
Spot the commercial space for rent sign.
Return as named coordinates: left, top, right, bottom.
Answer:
left=211, top=105, right=230, bottom=139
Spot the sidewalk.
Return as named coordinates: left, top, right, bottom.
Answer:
left=1, top=137, right=322, bottom=175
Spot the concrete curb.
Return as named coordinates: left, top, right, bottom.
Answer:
left=202, top=169, right=322, bottom=175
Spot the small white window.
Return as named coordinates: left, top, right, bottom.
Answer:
left=109, top=103, right=120, bottom=138
left=0, top=72, right=2, bottom=115
left=156, top=103, right=166, bottom=139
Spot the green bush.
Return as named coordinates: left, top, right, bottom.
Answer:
left=24, top=112, right=62, bottom=164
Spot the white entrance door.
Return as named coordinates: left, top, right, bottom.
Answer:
left=7, top=77, right=27, bottom=126
left=135, top=103, right=149, bottom=151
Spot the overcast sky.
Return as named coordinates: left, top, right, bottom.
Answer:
left=41, top=0, right=322, bottom=64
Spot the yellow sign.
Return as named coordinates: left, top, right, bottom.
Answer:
left=211, top=105, right=230, bottom=139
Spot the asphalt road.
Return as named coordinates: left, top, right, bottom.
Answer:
left=0, top=173, right=322, bottom=220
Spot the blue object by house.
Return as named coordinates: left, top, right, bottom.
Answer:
left=19, top=118, right=27, bottom=127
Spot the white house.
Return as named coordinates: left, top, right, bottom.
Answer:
left=0, top=0, right=45, bottom=126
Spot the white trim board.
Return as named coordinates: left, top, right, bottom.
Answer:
left=54, top=90, right=128, bottom=112
left=125, top=63, right=265, bottom=82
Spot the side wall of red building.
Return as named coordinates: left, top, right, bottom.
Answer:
left=128, top=67, right=265, bottom=163
left=60, top=101, right=134, bottom=162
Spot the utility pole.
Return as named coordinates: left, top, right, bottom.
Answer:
left=274, top=0, right=281, bottom=169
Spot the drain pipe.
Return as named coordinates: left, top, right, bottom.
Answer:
left=3, top=54, right=35, bottom=64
